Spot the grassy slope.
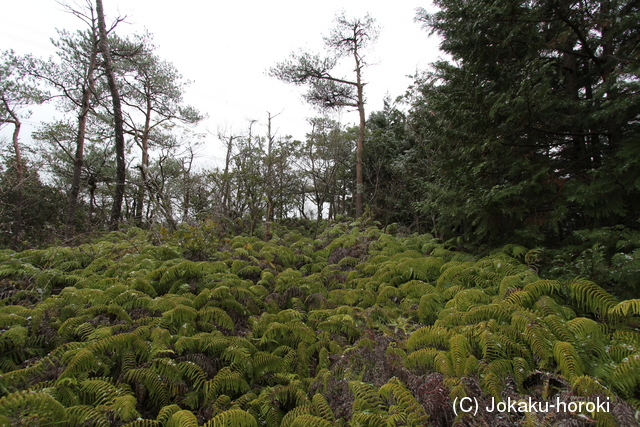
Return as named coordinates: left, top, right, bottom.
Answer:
left=0, top=221, right=639, bottom=426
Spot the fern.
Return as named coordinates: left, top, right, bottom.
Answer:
left=610, top=299, right=640, bottom=317
left=156, top=404, right=183, bottom=424
left=66, top=405, right=110, bottom=427
left=112, top=394, right=141, bottom=422
left=407, top=325, right=452, bottom=351
left=553, top=341, right=584, bottom=380
left=203, top=408, right=258, bottom=427
left=567, top=277, right=617, bottom=317
left=0, top=390, right=69, bottom=425
left=124, top=368, right=171, bottom=409
left=379, top=377, right=429, bottom=426
left=610, top=352, right=640, bottom=397
left=199, top=306, right=235, bottom=330
left=482, top=371, right=504, bottom=400
left=280, top=405, right=312, bottom=427
left=205, top=367, right=250, bottom=401
left=311, top=393, right=334, bottom=422
left=449, top=334, right=472, bottom=377
left=349, top=381, right=386, bottom=412
left=166, top=410, right=199, bottom=427
left=289, top=414, right=334, bottom=427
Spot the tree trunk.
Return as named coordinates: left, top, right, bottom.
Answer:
left=133, top=97, right=153, bottom=227
left=96, top=0, right=126, bottom=231
left=9, top=112, right=22, bottom=249
left=66, top=38, right=99, bottom=238
left=264, top=112, right=278, bottom=241
left=222, top=134, right=234, bottom=216
left=354, top=53, right=365, bottom=218
left=1, top=96, right=24, bottom=248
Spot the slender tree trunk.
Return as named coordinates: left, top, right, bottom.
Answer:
left=8, top=108, right=23, bottom=249
left=182, top=149, right=194, bottom=223
left=222, top=135, right=234, bottom=216
left=134, top=135, right=149, bottom=226
left=87, top=178, right=96, bottom=232
left=1, top=96, right=24, bottom=248
left=264, top=112, right=278, bottom=241
left=134, top=97, right=152, bottom=226
left=96, top=0, right=126, bottom=231
left=66, top=41, right=98, bottom=238
left=354, top=54, right=365, bottom=217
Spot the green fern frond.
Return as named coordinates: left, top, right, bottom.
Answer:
left=289, top=414, right=334, bottom=427
left=522, top=279, right=561, bottom=300
left=407, top=326, right=452, bottom=351
left=122, top=419, right=163, bottom=426
left=156, top=404, right=183, bottom=424
left=78, top=379, right=121, bottom=406
left=481, top=371, right=504, bottom=400
left=153, top=357, right=184, bottom=385
left=311, top=393, right=334, bottom=422
left=476, top=330, right=506, bottom=360
left=203, top=408, right=257, bottom=427
left=112, top=394, right=141, bottom=422
left=177, top=361, right=207, bottom=391
left=349, top=381, right=386, bottom=412
left=222, top=345, right=252, bottom=367
left=251, top=351, right=283, bottom=379
left=566, top=317, right=605, bottom=343
left=523, top=323, right=555, bottom=366
left=494, top=326, right=532, bottom=360
left=512, top=357, right=530, bottom=390
left=543, top=315, right=575, bottom=343
left=449, top=334, right=472, bottom=377
left=504, top=290, right=536, bottom=308
left=610, top=352, right=640, bottom=397
left=571, top=376, right=611, bottom=397
left=399, top=280, right=435, bottom=299
left=0, top=308, right=30, bottom=328
left=553, top=341, right=584, bottom=380
left=464, top=303, right=514, bottom=324
left=396, top=256, right=444, bottom=283
left=166, top=410, right=199, bottom=427
left=379, top=377, right=429, bottom=426
left=205, top=367, right=250, bottom=401
left=199, top=307, right=235, bottom=330
left=567, top=277, right=617, bottom=317
left=123, top=368, right=171, bottom=408
left=533, top=295, right=575, bottom=319
left=317, top=315, right=360, bottom=343
left=607, top=345, right=636, bottom=364
left=280, top=405, right=312, bottom=427
left=350, top=412, right=388, bottom=427
left=433, top=352, right=454, bottom=377
left=435, top=263, right=473, bottom=288
left=59, top=346, right=106, bottom=379
left=0, top=390, right=68, bottom=425
left=611, top=331, right=640, bottom=347
left=610, top=299, right=640, bottom=317
left=58, top=314, right=91, bottom=341
left=498, top=270, right=539, bottom=297
left=66, top=405, right=110, bottom=427
left=446, top=288, right=492, bottom=311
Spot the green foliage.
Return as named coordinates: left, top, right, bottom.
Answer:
left=405, top=0, right=640, bottom=246
left=0, top=223, right=638, bottom=425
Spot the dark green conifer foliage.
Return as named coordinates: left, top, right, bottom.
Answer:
left=409, top=0, right=640, bottom=245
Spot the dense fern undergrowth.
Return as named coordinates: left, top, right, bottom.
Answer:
left=1, top=220, right=640, bottom=426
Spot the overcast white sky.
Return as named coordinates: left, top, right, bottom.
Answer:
left=1, top=0, right=442, bottom=167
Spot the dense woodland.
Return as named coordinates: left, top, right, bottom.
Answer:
left=1, top=0, right=640, bottom=425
